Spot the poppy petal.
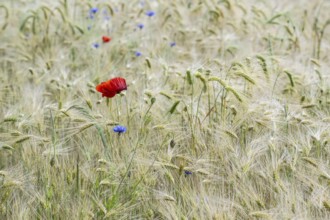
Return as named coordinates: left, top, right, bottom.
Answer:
left=109, top=77, right=127, bottom=93
left=95, top=77, right=127, bottom=98
left=102, top=90, right=116, bottom=98
left=102, top=36, right=111, bottom=43
left=96, top=82, right=106, bottom=92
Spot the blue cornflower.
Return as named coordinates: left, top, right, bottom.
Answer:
left=113, top=125, right=127, bottom=134
left=137, top=23, right=144, bottom=29
left=135, top=51, right=142, bottom=57
left=90, top=7, right=98, bottom=14
left=184, top=170, right=192, bottom=175
left=146, top=10, right=155, bottom=17
left=92, top=43, right=100, bottom=48
left=170, top=42, right=176, bottom=47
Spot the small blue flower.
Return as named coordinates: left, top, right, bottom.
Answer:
left=113, top=125, right=127, bottom=134
left=90, top=7, right=98, bottom=14
left=135, top=51, right=142, bottom=57
left=137, top=23, right=144, bottom=29
left=87, top=25, right=92, bottom=31
left=146, top=10, right=155, bottom=17
left=170, top=42, right=176, bottom=47
left=92, top=43, right=100, bottom=48
left=184, top=170, right=192, bottom=175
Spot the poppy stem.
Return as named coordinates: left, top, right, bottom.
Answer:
left=125, top=95, right=130, bottom=128
left=116, top=97, right=120, bottom=122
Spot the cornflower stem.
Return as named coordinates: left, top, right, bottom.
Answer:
left=114, top=100, right=154, bottom=196
left=117, top=133, right=122, bottom=157
left=114, top=131, right=144, bottom=197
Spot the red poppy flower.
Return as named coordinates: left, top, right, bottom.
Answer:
left=96, top=77, right=127, bottom=98
left=102, top=36, right=111, bottom=43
